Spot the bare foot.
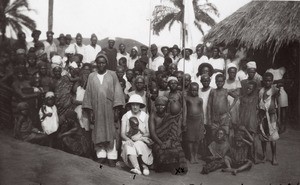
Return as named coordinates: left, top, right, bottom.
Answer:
left=222, top=168, right=232, bottom=172
left=272, top=159, right=279, bottom=166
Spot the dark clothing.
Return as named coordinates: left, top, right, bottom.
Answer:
left=102, top=48, right=118, bottom=71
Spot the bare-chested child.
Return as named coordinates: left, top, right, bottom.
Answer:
left=185, top=82, right=205, bottom=164
left=207, top=74, right=238, bottom=137
left=167, top=76, right=187, bottom=131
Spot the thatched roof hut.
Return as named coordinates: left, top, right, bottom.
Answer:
left=203, top=1, right=300, bottom=55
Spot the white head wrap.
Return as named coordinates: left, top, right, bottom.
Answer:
left=69, top=61, right=78, bottom=69
left=246, top=61, right=257, bottom=69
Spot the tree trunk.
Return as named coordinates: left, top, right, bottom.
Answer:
left=48, top=0, right=53, bottom=31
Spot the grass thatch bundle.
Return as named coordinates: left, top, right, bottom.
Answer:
left=204, top=1, right=300, bottom=54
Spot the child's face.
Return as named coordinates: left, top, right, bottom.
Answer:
left=200, top=67, right=210, bottom=76
left=201, top=76, right=211, bottom=88
left=129, top=118, right=139, bottom=130
left=168, top=80, right=178, bottom=91
left=46, top=97, right=55, bottom=106
left=247, top=68, right=256, bottom=79
left=119, top=60, right=127, bottom=68
left=246, top=84, right=255, bottom=95
left=135, top=78, right=145, bottom=91
left=228, top=68, right=237, bottom=80
left=168, top=64, right=177, bottom=75
left=189, top=85, right=199, bottom=97
left=216, top=77, right=225, bottom=89
left=39, top=66, right=47, bottom=76
left=160, top=77, right=168, bottom=90
left=216, top=129, right=225, bottom=141
left=184, top=75, right=191, bottom=87
left=176, top=73, right=183, bottom=83
left=263, top=76, right=273, bottom=88
left=155, top=102, right=167, bottom=114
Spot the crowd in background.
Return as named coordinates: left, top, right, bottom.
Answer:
left=0, top=29, right=298, bottom=176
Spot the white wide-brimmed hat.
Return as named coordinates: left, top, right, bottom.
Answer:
left=126, top=94, right=145, bottom=108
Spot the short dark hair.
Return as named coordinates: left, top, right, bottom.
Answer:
left=189, top=82, right=199, bottom=89
left=247, top=80, right=257, bottom=89
left=263, top=72, right=274, bottom=80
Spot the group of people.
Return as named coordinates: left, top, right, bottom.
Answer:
left=0, top=29, right=296, bottom=176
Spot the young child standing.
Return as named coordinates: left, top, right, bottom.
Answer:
left=258, top=72, right=279, bottom=165
left=207, top=74, right=238, bottom=137
left=185, top=82, right=205, bottom=163
left=40, top=92, right=59, bottom=136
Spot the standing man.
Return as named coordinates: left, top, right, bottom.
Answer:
left=102, top=37, right=118, bottom=71
left=27, top=29, right=41, bottom=51
left=66, top=33, right=86, bottom=62
left=82, top=53, right=125, bottom=166
left=177, top=48, right=195, bottom=77
left=43, top=31, right=57, bottom=60
left=116, top=43, right=129, bottom=62
left=149, top=44, right=164, bottom=71
left=139, top=45, right=149, bottom=69
left=56, top=34, right=68, bottom=58
left=127, top=46, right=139, bottom=69
left=84, top=33, right=102, bottom=64
left=13, top=31, right=27, bottom=53
left=65, top=34, right=72, bottom=46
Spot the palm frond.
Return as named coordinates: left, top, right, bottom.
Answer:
left=7, top=17, right=22, bottom=34
left=194, top=20, right=204, bottom=35
left=168, top=10, right=183, bottom=30
left=170, top=0, right=184, bottom=9
left=194, top=7, right=216, bottom=26
left=9, top=11, right=36, bottom=28
left=153, top=13, right=176, bottom=35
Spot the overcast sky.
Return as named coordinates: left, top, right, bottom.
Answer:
left=23, top=0, right=250, bottom=46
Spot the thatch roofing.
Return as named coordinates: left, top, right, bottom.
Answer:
left=204, top=1, right=300, bottom=54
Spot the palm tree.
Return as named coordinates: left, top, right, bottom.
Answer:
left=48, top=0, right=53, bottom=31
left=0, top=0, right=36, bottom=41
left=152, top=0, right=219, bottom=37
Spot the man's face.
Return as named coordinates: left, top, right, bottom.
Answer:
left=160, top=77, right=168, bottom=90
left=184, top=50, right=191, bottom=58
left=59, top=38, right=66, bottom=45
left=228, top=68, right=237, bottom=80
left=66, top=38, right=71, bottom=45
left=131, top=49, right=137, bottom=57
left=33, top=34, right=39, bottom=41
left=247, top=68, right=256, bottom=80
left=201, top=66, right=210, bottom=76
left=263, top=76, right=273, bottom=88
left=216, top=129, right=225, bottom=141
left=120, top=81, right=126, bottom=90
left=162, top=48, right=169, bottom=56
left=176, top=73, right=183, bottom=83
left=116, top=67, right=125, bottom=79
left=135, top=78, right=145, bottom=91
left=151, top=88, right=158, bottom=100
left=212, top=49, right=219, bottom=58
left=96, top=57, right=107, bottom=73
left=27, top=57, right=36, bottom=66
left=190, top=85, right=199, bottom=97
left=108, top=40, right=115, bottom=48
left=53, top=67, right=62, bottom=79
left=47, top=34, right=53, bottom=42
left=168, top=80, right=178, bottom=91
left=168, top=64, right=177, bottom=75
left=196, top=47, right=203, bottom=56
left=151, top=48, right=157, bottom=56
left=91, top=37, right=97, bottom=46
left=20, top=33, right=26, bottom=41
left=141, top=49, right=147, bottom=55
left=76, top=37, right=82, bottom=45
left=201, top=76, right=211, bottom=88
left=119, top=44, right=125, bottom=53
left=184, top=75, right=191, bottom=87
left=126, top=70, right=134, bottom=81
left=216, top=77, right=225, bottom=89
left=172, top=49, right=178, bottom=57
left=39, top=66, right=47, bottom=76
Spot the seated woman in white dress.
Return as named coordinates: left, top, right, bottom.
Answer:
left=121, top=94, right=153, bottom=175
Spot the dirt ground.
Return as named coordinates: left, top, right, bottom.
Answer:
left=0, top=127, right=300, bottom=185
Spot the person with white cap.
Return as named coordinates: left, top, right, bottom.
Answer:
left=43, top=31, right=57, bottom=61
left=39, top=91, right=59, bottom=136
left=177, top=48, right=196, bottom=77
left=240, top=61, right=262, bottom=96
left=116, top=43, right=130, bottom=63
left=101, top=37, right=118, bottom=71
left=82, top=53, right=125, bottom=167
left=224, top=63, right=241, bottom=126
left=127, top=46, right=139, bottom=69
left=121, top=94, right=153, bottom=175
left=56, top=34, right=68, bottom=58
left=84, top=33, right=102, bottom=64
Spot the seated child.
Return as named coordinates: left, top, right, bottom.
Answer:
left=185, top=82, right=205, bottom=164
left=127, top=117, right=153, bottom=146
left=201, top=128, right=229, bottom=174
left=40, top=92, right=59, bottom=135
left=222, top=126, right=253, bottom=175
left=14, top=102, right=48, bottom=144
